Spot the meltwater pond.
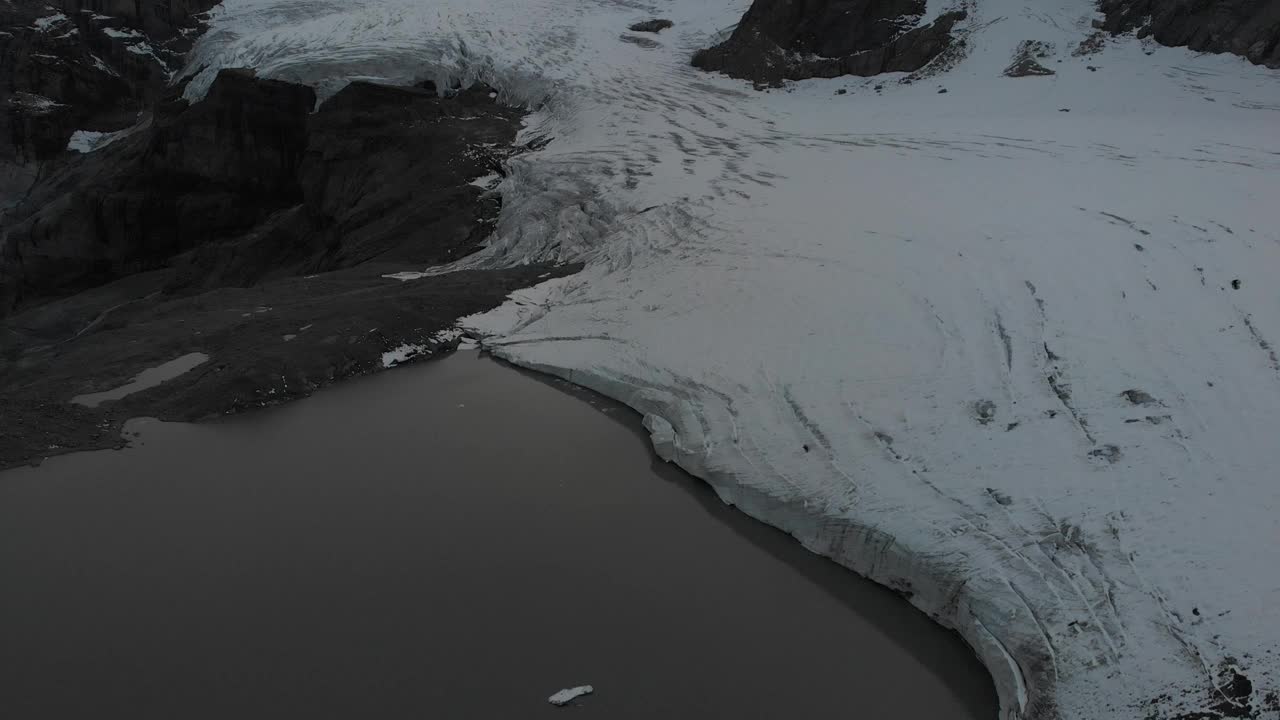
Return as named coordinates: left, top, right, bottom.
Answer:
left=1, top=351, right=995, bottom=719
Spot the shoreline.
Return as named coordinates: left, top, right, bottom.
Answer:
left=0, top=262, right=579, bottom=472
left=0, top=350, right=997, bottom=718
left=2, top=60, right=579, bottom=470
left=480, top=341, right=1042, bottom=719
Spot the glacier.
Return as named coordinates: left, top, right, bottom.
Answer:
left=183, top=0, right=1280, bottom=717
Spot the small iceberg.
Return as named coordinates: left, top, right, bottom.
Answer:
left=548, top=685, right=593, bottom=706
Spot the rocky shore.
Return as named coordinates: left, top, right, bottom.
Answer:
left=2, top=14, right=577, bottom=469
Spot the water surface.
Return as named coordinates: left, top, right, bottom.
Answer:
left=2, top=352, right=996, bottom=719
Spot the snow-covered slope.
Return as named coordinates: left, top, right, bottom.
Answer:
left=185, top=1, right=1280, bottom=717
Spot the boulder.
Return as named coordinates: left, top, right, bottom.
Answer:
left=629, top=19, right=674, bottom=33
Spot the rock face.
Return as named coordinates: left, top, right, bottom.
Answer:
left=0, top=1, right=219, bottom=219
left=0, top=69, right=563, bottom=469
left=1, top=70, right=314, bottom=308
left=56, top=0, right=215, bottom=41
left=151, top=69, right=315, bottom=196
left=629, top=19, right=674, bottom=33
left=1100, top=0, right=1280, bottom=67
left=1004, top=40, right=1056, bottom=77
left=298, top=81, right=518, bottom=271
left=692, top=0, right=966, bottom=85
left=1, top=70, right=524, bottom=313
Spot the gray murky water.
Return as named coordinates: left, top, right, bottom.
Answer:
left=2, top=351, right=996, bottom=719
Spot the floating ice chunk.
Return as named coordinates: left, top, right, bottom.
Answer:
left=548, top=685, right=593, bottom=706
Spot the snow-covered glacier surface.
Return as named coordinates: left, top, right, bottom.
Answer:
left=186, top=1, right=1280, bottom=717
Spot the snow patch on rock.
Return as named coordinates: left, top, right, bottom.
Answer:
left=33, top=13, right=69, bottom=33
left=381, top=328, right=465, bottom=368
left=66, top=127, right=132, bottom=153
left=9, top=92, right=65, bottom=115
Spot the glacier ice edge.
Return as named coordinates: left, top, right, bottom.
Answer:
left=485, top=349, right=1045, bottom=720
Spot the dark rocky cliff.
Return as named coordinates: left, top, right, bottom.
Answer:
left=693, top=0, right=1280, bottom=86
left=1, top=70, right=523, bottom=313
left=1, top=1, right=219, bottom=218
left=692, top=0, right=966, bottom=85
left=1, top=69, right=571, bottom=468
left=1100, top=0, right=1280, bottom=67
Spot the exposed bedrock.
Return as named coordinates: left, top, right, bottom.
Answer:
left=692, top=0, right=966, bottom=85
left=693, top=0, right=1280, bottom=87
left=0, top=1, right=221, bottom=215
left=1, top=70, right=523, bottom=313
left=1, top=69, right=557, bottom=468
left=1100, top=0, right=1280, bottom=68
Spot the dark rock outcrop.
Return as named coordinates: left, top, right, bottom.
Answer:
left=56, top=0, right=215, bottom=43
left=1004, top=40, right=1056, bottom=77
left=2, top=69, right=316, bottom=309
left=1, top=70, right=524, bottom=312
left=299, top=81, right=520, bottom=271
left=1, top=1, right=220, bottom=218
left=1099, top=0, right=1280, bottom=68
left=0, top=255, right=579, bottom=470
left=0, top=69, right=568, bottom=468
left=150, top=69, right=315, bottom=196
left=629, top=19, right=674, bottom=33
left=692, top=0, right=966, bottom=85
